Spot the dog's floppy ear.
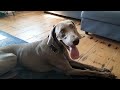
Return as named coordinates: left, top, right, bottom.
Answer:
left=47, top=26, right=56, bottom=46
left=71, top=20, right=75, bottom=25
left=70, top=20, right=82, bottom=39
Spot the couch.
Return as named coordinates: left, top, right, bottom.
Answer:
left=81, top=11, right=120, bottom=41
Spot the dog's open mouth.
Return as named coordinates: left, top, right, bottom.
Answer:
left=60, top=40, right=79, bottom=60
left=69, top=45, right=79, bottom=60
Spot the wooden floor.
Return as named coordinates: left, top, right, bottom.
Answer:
left=0, top=11, right=120, bottom=78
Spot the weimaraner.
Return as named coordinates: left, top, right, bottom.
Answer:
left=0, top=20, right=116, bottom=79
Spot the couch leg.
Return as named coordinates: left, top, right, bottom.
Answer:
left=85, top=31, right=89, bottom=35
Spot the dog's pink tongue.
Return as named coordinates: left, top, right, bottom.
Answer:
left=70, top=46, right=79, bottom=59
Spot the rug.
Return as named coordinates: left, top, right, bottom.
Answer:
left=0, top=30, right=107, bottom=79
left=0, top=30, right=27, bottom=47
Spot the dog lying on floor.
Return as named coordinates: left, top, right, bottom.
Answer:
left=0, top=20, right=116, bottom=79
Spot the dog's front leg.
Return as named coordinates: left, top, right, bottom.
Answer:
left=69, top=60, right=110, bottom=72
left=64, top=50, right=110, bottom=72
left=48, top=58, right=116, bottom=79
left=66, top=68, right=116, bottom=79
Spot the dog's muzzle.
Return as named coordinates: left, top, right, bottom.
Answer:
left=73, top=38, right=79, bottom=45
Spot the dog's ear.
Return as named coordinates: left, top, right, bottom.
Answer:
left=47, top=26, right=56, bottom=46
left=69, top=20, right=76, bottom=29
left=70, top=21, right=82, bottom=39
left=70, top=20, right=75, bottom=26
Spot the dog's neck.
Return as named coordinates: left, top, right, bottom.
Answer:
left=48, top=27, right=65, bottom=54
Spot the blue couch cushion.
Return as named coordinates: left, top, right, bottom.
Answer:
left=81, top=11, right=120, bottom=26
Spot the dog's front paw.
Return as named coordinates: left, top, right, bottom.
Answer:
left=108, top=73, right=117, bottom=79
left=100, top=68, right=111, bottom=72
left=103, top=72, right=117, bottom=79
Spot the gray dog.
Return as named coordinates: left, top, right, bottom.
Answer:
left=0, top=20, right=116, bottom=79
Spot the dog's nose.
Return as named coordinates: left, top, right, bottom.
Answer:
left=73, top=38, right=79, bottom=45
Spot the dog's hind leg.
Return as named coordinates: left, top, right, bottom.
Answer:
left=0, top=51, right=17, bottom=76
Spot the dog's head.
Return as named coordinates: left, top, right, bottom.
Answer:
left=47, top=20, right=81, bottom=59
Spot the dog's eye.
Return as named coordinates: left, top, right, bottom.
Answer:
left=61, top=29, right=66, bottom=37
left=61, top=29, right=66, bottom=34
